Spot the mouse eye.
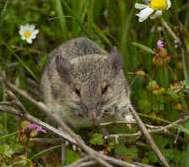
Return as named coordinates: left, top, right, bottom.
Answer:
left=102, top=85, right=109, bottom=95
left=74, top=88, right=81, bottom=97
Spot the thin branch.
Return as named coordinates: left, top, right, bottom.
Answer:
left=61, top=144, right=66, bottom=166
left=100, top=120, right=162, bottom=129
left=105, top=116, right=189, bottom=139
left=0, top=103, right=157, bottom=167
left=64, top=156, right=93, bottom=167
left=0, top=105, right=76, bottom=144
left=160, top=18, right=181, bottom=45
left=3, top=81, right=113, bottom=167
left=128, top=104, right=170, bottom=167
left=133, top=162, right=156, bottom=167
left=30, top=138, right=63, bottom=144
left=100, top=153, right=146, bottom=167
left=78, top=161, right=97, bottom=167
left=160, top=18, right=189, bottom=88
left=0, top=103, right=142, bottom=167
left=1, top=80, right=158, bottom=167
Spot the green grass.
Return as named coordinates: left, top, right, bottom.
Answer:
left=0, top=0, right=189, bottom=166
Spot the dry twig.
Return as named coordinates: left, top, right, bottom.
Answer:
left=128, top=104, right=170, bottom=167
left=1, top=80, right=146, bottom=167
left=104, top=116, right=189, bottom=139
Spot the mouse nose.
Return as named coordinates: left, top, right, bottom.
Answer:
left=88, top=109, right=97, bottom=120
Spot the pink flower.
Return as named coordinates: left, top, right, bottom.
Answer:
left=157, top=39, right=165, bottom=49
left=28, top=123, right=47, bottom=133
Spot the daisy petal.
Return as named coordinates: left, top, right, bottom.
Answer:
left=21, top=36, right=26, bottom=40
left=135, top=3, right=148, bottom=9
left=33, top=29, right=39, bottom=35
left=26, top=39, right=32, bottom=44
left=166, top=0, right=171, bottom=9
left=136, top=7, right=154, bottom=22
left=19, top=26, right=25, bottom=35
left=29, top=25, right=35, bottom=31
left=31, top=34, right=37, bottom=39
left=19, top=30, right=23, bottom=36
left=20, top=25, right=24, bottom=30
left=24, top=24, right=30, bottom=29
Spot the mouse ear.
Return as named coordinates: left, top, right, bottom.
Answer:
left=108, top=47, right=122, bottom=73
left=55, top=55, right=72, bottom=83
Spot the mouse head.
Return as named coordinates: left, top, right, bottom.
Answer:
left=54, top=48, right=130, bottom=122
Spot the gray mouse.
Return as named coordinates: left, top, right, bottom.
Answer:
left=41, top=37, right=132, bottom=128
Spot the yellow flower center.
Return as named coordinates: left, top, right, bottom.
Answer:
left=149, top=0, right=167, bottom=10
left=23, top=31, right=32, bottom=39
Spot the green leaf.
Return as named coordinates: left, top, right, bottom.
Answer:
left=1, top=162, right=12, bottom=167
left=114, top=144, right=138, bottom=158
left=181, top=145, right=189, bottom=167
left=89, top=133, right=104, bottom=145
left=153, top=135, right=169, bottom=149
left=146, top=151, right=158, bottom=163
left=31, top=145, right=61, bottom=160
left=0, top=144, right=14, bottom=158
left=183, top=120, right=189, bottom=129
left=64, top=149, right=80, bottom=165
left=132, top=42, right=155, bottom=54
left=15, top=54, right=38, bottom=81
left=138, top=98, right=151, bottom=113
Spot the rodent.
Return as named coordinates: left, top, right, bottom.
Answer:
left=41, top=37, right=132, bottom=128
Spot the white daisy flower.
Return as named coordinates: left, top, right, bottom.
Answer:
left=135, top=0, right=171, bottom=22
left=19, top=24, right=39, bottom=44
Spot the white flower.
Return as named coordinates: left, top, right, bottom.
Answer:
left=135, top=0, right=171, bottom=22
left=19, top=24, right=39, bottom=44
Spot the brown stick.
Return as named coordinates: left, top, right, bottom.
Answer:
left=2, top=80, right=157, bottom=167
left=4, top=82, right=113, bottom=167
left=128, top=104, right=170, bottom=167
left=0, top=105, right=76, bottom=144
left=160, top=18, right=180, bottom=44
left=0, top=103, right=143, bottom=167
left=64, top=156, right=94, bottom=167
left=105, top=116, right=189, bottom=139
